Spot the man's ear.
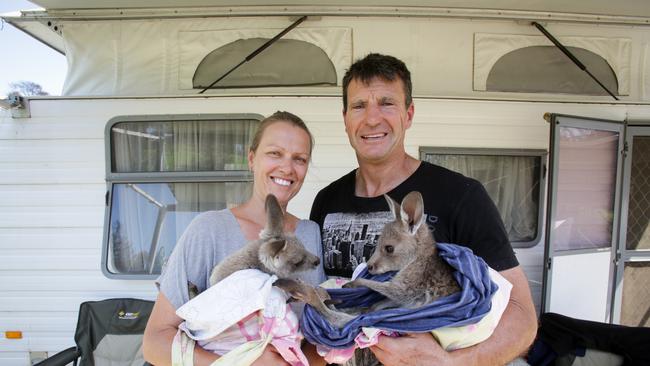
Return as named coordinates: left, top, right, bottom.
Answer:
left=405, top=102, right=415, bottom=129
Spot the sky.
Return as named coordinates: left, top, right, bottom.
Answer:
left=0, top=0, right=66, bottom=97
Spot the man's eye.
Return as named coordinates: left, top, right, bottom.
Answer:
left=385, top=245, right=394, bottom=254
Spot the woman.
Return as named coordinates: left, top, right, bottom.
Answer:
left=143, top=111, right=326, bottom=366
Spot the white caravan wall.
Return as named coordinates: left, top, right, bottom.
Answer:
left=2, top=96, right=650, bottom=364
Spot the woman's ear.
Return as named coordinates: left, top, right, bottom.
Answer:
left=247, top=149, right=255, bottom=172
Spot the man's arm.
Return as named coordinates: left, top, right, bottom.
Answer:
left=369, top=265, right=537, bottom=366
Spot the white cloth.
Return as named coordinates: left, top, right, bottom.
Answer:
left=174, top=269, right=307, bottom=365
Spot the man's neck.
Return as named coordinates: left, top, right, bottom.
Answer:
left=354, top=154, right=420, bottom=197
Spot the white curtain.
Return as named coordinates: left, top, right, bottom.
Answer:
left=426, top=155, right=539, bottom=242
left=109, top=120, right=256, bottom=274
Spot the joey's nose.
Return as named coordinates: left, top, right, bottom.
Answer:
left=367, top=264, right=374, bottom=272
left=313, top=257, right=320, bottom=266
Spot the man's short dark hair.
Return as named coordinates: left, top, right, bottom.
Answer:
left=342, top=53, right=412, bottom=112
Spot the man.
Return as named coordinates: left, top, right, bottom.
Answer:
left=310, top=53, right=537, bottom=365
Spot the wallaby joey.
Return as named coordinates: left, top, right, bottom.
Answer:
left=277, top=191, right=461, bottom=326
left=343, top=191, right=461, bottom=309
left=207, top=193, right=321, bottom=286
left=274, top=278, right=356, bottom=328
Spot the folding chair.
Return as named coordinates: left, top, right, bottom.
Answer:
left=35, top=298, right=154, bottom=366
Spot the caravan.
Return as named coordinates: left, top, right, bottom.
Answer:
left=1, top=1, right=649, bottom=364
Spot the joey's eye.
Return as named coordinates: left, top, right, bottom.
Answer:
left=294, top=259, right=305, bottom=267
left=385, top=245, right=394, bottom=254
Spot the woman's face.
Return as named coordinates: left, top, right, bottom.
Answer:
left=248, top=121, right=311, bottom=208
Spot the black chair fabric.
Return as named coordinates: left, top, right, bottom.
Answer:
left=34, top=298, right=154, bottom=366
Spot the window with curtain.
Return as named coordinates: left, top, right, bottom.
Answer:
left=104, top=115, right=259, bottom=278
left=420, top=148, right=546, bottom=247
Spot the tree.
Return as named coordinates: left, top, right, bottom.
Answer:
left=8, top=81, right=49, bottom=96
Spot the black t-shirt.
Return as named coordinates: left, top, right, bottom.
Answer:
left=310, top=161, right=518, bottom=278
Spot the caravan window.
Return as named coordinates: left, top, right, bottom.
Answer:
left=103, top=115, right=259, bottom=278
left=420, top=148, right=546, bottom=248
left=486, top=46, right=618, bottom=95
left=193, top=38, right=337, bottom=89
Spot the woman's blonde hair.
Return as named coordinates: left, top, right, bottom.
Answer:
left=249, top=111, right=314, bottom=156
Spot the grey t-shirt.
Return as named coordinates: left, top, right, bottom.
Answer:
left=157, top=209, right=327, bottom=309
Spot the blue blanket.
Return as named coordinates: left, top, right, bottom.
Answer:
left=300, top=243, right=497, bottom=349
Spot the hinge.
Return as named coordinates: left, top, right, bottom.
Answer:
left=546, top=257, right=552, bottom=270
left=622, top=141, right=629, bottom=157
left=614, top=251, right=621, bottom=266
left=105, top=191, right=110, bottom=206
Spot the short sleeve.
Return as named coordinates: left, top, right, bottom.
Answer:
left=451, top=182, right=518, bottom=271
left=296, top=220, right=327, bottom=285
left=156, top=213, right=216, bottom=309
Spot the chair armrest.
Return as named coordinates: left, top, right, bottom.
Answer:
left=33, top=346, right=81, bottom=366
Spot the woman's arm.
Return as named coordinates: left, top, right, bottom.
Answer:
left=143, top=292, right=292, bottom=366
left=143, top=292, right=220, bottom=366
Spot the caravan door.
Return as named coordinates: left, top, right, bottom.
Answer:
left=542, top=115, right=624, bottom=322
left=612, top=125, right=650, bottom=327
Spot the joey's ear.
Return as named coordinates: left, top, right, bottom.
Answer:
left=265, top=239, right=287, bottom=257
left=264, top=194, right=284, bottom=236
left=384, top=194, right=401, bottom=221
left=401, top=191, right=425, bottom=235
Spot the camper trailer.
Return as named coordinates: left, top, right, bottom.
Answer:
left=1, top=1, right=649, bottom=364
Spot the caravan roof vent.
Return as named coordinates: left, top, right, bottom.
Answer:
left=193, top=38, right=337, bottom=89
left=486, top=46, right=618, bottom=96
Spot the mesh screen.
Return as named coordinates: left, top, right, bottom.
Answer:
left=626, top=136, right=650, bottom=250
left=620, top=262, right=650, bottom=327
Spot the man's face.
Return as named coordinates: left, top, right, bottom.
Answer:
left=343, top=77, right=414, bottom=165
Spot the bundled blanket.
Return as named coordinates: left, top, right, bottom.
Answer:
left=301, top=243, right=512, bottom=363
left=172, top=269, right=307, bottom=366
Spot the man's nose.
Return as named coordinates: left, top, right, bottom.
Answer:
left=364, top=104, right=381, bottom=126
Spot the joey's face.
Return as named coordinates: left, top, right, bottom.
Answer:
left=248, top=121, right=311, bottom=208
left=366, top=223, right=416, bottom=274
left=263, top=237, right=321, bottom=278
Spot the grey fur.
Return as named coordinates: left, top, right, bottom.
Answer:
left=207, top=194, right=321, bottom=286
left=278, top=191, right=461, bottom=366
left=344, top=191, right=460, bottom=308
left=280, top=191, right=461, bottom=322
left=274, top=278, right=357, bottom=328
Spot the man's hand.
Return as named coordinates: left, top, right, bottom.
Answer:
left=251, top=345, right=290, bottom=366
left=370, top=333, right=452, bottom=366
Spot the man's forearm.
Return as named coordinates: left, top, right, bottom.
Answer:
left=449, top=266, right=538, bottom=365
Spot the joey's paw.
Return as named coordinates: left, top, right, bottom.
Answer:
left=342, top=280, right=362, bottom=289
